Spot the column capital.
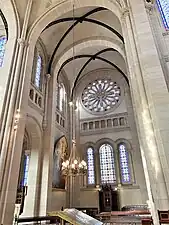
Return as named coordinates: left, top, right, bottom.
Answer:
left=145, top=2, right=155, bottom=15
left=163, top=55, right=169, bottom=62
left=121, top=7, right=130, bottom=22
left=24, top=149, right=31, bottom=156
left=42, top=120, right=47, bottom=130
left=45, top=73, right=51, bottom=82
left=17, top=38, right=28, bottom=47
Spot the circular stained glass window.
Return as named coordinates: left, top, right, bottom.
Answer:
left=81, top=79, right=121, bottom=113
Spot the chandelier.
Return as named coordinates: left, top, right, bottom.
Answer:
left=61, top=1, right=87, bottom=177
left=62, top=140, right=87, bottom=176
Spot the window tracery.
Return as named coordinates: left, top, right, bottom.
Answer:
left=99, top=144, right=116, bottom=184
left=82, top=79, right=121, bottom=113
left=87, top=147, right=95, bottom=185
left=86, top=141, right=132, bottom=186
left=157, top=0, right=169, bottom=30
left=0, top=36, right=7, bottom=67
left=119, top=143, right=131, bottom=184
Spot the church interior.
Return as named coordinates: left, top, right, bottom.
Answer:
left=1, top=0, right=169, bottom=225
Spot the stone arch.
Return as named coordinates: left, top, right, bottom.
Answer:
left=0, top=0, right=20, bottom=69
left=0, top=1, right=20, bottom=118
left=53, top=38, right=125, bottom=77
left=27, top=0, right=125, bottom=46
left=83, top=142, right=95, bottom=151
left=96, top=138, right=116, bottom=151
left=25, top=115, right=42, bottom=149
left=115, top=138, right=132, bottom=151
left=22, top=115, right=42, bottom=217
left=0, top=0, right=20, bottom=39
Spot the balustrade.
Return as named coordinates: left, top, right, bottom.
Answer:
left=80, top=113, right=129, bottom=133
left=29, top=83, right=44, bottom=109
left=56, top=111, right=66, bottom=129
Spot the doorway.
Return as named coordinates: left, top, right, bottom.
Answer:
left=99, top=184, right=119, bottom=212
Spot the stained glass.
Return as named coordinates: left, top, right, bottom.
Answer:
left=0, top=36, right=7, bottom=67
left=82, top=79, right=121, bottom=113
left=87, top=147, right=95, bottom=185
left=99, top=144, right=116, bottom=184
left=35, top=55, right=42, bottom=88
left=119, top=144, right=131, bottom=184
left=22, top=155, right=30, bottom=186
left=157, top=0, right=169, bottom=30
left=59, top=84, right=65, bottom=112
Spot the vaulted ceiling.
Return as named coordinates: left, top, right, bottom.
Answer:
left=39, top=6, right=127, bottom=92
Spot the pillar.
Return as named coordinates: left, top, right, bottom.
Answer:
left=39, top=74, right=56, bottom=215
left=0, top=39, right=33, bottom=225
left=121, top=0, right=169, bottom=219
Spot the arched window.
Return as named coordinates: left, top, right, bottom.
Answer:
left=87, top=147, right=95, bottom=185
left=157, top=0, right=169, bottom=30
left=119, top=143, right=131, bottom=184
left=57, top=83, right=66, bottom=113
left=35, top=55, right=42, bottom=89
left=22, top=154, right=30, bottom=186
left=0, top=36, right=7, bottom=67
left=59, top=84, right=65, bottom=112
left=99, top=144, right=116, bottom=184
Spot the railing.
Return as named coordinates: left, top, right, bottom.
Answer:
left=29, top=83, right=44, bottom=109
left=80, top=113, right=129, bottom=134
left=101, top=216, right=142, bottom=225
left=17, top=216, right=59, bottom=224
left=56, top=110, right=66, bottom=129
left=97, top=210, right=152, bottom=225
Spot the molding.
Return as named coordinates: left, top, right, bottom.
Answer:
left=28, top=99, right=44, bottom=116
left=80, top=112, right=128, bottom=123
left=163, top=55, right=169, bottom=62
left=80, top=184, right=140, bottom=191
left=80, top=126, right=131, bottom=136
left=163, top=31, right=169, bottom=36
left=145, top=2, right=155, bottom=15
left=119, top=184, right=140, bottom=190
left=52, top=188, right=66, bottom=192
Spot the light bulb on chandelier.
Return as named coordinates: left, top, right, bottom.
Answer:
left=61, top=141, right=87, bottom=176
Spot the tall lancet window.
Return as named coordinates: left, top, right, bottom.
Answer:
left=157, top=0, right=169, bottom=30
left=119, top=143, right=131, bottom=184
left=87, top=147, right=95, bottom=185
left=57, top=83, right=66, bottom=113
left=99, top=144, right=116, bottom=184
left=35, top=55, right=42, bottom=88
left=59, top=84, right=65, bottom=112
left=0, top=36, right=7, bottom=67
left=22, top=154, right=30, bottom=186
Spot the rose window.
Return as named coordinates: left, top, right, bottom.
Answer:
left=81, top=79, right=121, bottom=113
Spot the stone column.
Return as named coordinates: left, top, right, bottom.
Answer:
left=121, top=0, right=169, bottom=221
left=39, top=74, right=56, bottom=215
left=42, top=74, right=51, bottom=129
left=124, top=87, right=147, bottom=202
left=0, top=39, right=33, bottom=225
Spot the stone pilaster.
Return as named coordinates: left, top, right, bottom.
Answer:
left=121, top=0, right=169, bottom=223
left=39, top=74, right=56, bottom=215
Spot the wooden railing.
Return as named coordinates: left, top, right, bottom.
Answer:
left=97, top=210, right=152, bottom=225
